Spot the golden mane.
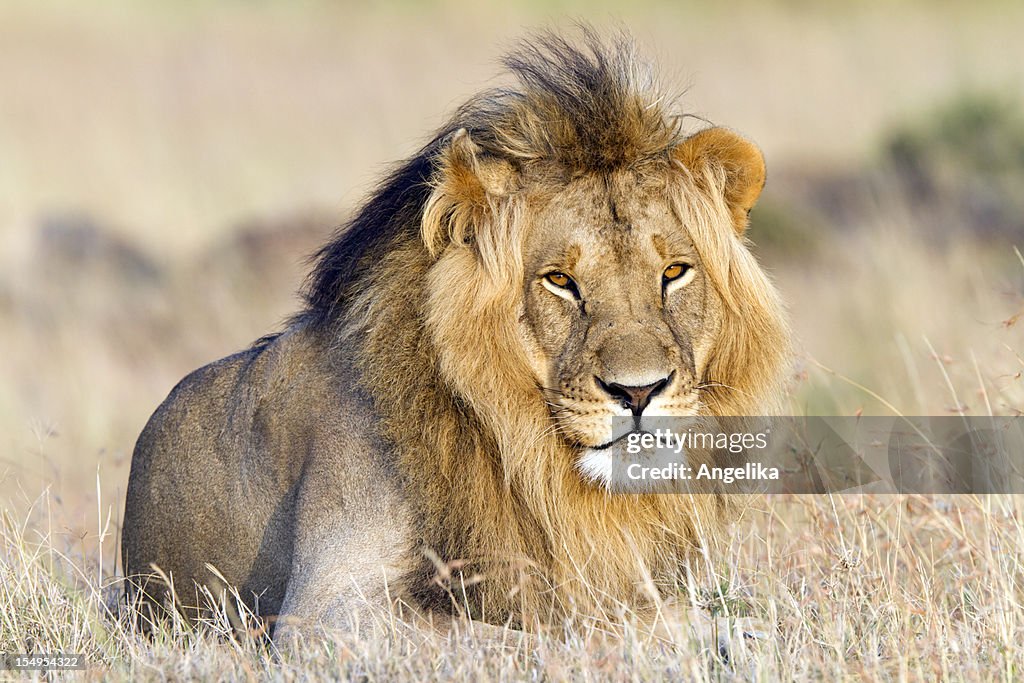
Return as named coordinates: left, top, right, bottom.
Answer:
left=299, top=30, right=790, bottom=623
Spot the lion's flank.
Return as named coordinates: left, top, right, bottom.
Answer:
left=299, top=28, right=684, bottom=329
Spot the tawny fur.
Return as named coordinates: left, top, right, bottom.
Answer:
left=122, top=29, right=791, bottom=635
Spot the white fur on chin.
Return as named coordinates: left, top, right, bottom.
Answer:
left=576, top=448, right=614, bottom=488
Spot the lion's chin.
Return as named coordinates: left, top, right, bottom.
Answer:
left=574, top=433, right=641, bottom=489
left=576, top=448, right=616, bottom=488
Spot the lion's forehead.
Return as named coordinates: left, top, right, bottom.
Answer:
left=525, top=172, right=694, bottom=272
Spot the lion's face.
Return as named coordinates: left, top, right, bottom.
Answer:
left=423, top=126, right=784, bottom=486
left=519, top=170, right=722, bottom=460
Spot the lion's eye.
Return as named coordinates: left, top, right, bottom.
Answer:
left=663, top=264, right=689, bottom=281
left=662, top=263, right=695, bottom=294
left=546, top=272, right=572, bottom=288
left=542, top=271, right=581, bottom=300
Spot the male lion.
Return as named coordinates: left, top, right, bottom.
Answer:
left=122, top=32, right=790, bottom=641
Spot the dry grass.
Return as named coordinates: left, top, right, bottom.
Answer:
left=2, top=0, right=1024, bottom=680
left=6, top=490, right=1024, bottom=679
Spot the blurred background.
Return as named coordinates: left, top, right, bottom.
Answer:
left=1, top=0, right=1022, bottom=540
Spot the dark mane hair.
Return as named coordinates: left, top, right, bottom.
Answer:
left=298, top=28, right=684, bottom=329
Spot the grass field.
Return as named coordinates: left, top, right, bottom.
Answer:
left=2, top=1, right=1023, bottom=679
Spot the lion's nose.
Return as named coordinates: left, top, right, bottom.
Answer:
left=595, top=374, right=672, bottom=416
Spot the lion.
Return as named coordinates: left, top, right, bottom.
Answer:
left=121, top=31, right=790, bottom=643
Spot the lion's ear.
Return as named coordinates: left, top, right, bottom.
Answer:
left=423, top=129, right=519, bottom=257
left=445, top=128, right=518, bottom=200
left=673, top=127, right=766, bottom=236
